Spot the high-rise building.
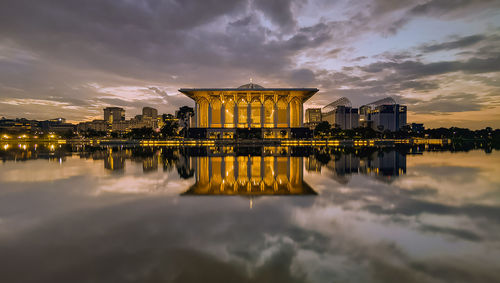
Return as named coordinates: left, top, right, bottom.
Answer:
left=370, top=104, right=407, bottom=132
left=104, top=107, right=125, bottom=123
left=321, top=97, right=359, bottom=129
left=359, top=98, right=407, bottom=132
left=142, top=107, right=158, bottom=119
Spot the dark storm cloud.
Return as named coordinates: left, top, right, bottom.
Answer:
left=253, top=0, right=298, bottom=33
left=289, top=68, right=316, bottom=86
left=419, top=34, right=486, bottom=53
left=405, top=93, right=483, bottom=113
left=409, top=0, right=500, bottom=17
left=361, top=55, right=500, bottom=77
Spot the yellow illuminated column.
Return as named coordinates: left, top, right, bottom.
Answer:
left=221, top=102, right=225, bottom=128
left=274, top=101, right=278, bottom=128
left=233, top=101, right=238, bottom=127
left=287, top=102, right=291, bottom=128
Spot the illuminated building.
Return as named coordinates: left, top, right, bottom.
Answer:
left=304, top=108, right=322, bottom=129
left=179, top=83, right=318, bottom=139
left=321, top=97, right=359, bottom=129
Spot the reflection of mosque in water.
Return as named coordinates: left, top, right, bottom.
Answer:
left=306, top=150, right=406, bottom=184
left=184, top=147, right=316, bottom=196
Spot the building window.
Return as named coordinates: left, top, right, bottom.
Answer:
left=224, top=97, right=235, bottom=128
left=211, top=98, right=221, bottom=127
left=250, top=98, right=261, bottom=128
left=237, top=98, right=248, bottom=128
left=277, top=98, right=288, bottom=127
left=264, top=99, right=274, bottom=128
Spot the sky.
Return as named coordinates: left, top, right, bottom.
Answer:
left=0, top=0, right=499, bottom=129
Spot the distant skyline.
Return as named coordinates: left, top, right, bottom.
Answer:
left=1, top=0, right=500, bottom=129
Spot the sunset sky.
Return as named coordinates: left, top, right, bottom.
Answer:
left=1, top=0, right=499, bottom=129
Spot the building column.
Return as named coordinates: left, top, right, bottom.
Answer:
left=247, top=102, right=251, bottom=128
left=234, top=103, right=238, bottom=127
left=274, top=102, right=278, bottom=128
left=208, top=102, right=212, bottom=128
left=287, top=102, right=291, bottom=128
left=221, top=104, right=225, bottom=128
left=260, top=103, right=264, bottom=128
left=299, top=101, right=304, bottom=127
left=194, top=102, right=198, bottom=127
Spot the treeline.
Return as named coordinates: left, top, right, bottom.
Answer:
left=314, top=121, right=500, bottom=142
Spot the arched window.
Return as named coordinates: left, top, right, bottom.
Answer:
left=264, top=98, right=275, bottom=128
left=276, top=98, right=288, bottom=127
left=237, top=97, right=248, bottom=128
left=224, top=97, right=235, bottom=128
left=290, top=98, right=300, bottom=127
left=250, top=97, right=261, bottom=128
left=198, top=98, right=209, bottom=128
left=211, top=97, right=222, bottom=127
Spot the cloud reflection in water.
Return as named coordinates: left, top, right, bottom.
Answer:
left=0, top=145, right=499, bottom=282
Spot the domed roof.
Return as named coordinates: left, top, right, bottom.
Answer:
left=237, top=83, right=264, bottom=89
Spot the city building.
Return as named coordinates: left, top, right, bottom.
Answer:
left=179, top=82, right=319, bottom=139
left=142, top=107, right=158, bottom=120
left=39, top=118, right=75, bottom=134
left=0, top=118, right=39, bottom=132
left=321, top=97, right=359, bottom=129
left=77, top=120, right=108, bottom=132
left=304, top=108, right=322, bottom=129
left=104, top=107, right=125, bottom=123
left=360, top=98, right=407, bottom=131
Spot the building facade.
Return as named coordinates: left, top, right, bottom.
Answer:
left=304, top=108, right=322, bottom=129
left=321, top=97, right=359, bottom=130
left=104, top=107, right=125, bottom=123
left=179, top=83, right=318, bottom=139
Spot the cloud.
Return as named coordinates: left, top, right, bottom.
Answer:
left=419, top=34, right=487, bottom=53
left=406, top=93, right=484, bottom=113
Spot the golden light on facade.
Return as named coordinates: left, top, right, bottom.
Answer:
left=179, top=83, right=319, bottom=135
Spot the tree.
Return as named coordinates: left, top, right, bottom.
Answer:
left=128, top=127, right=156, bottom=139
left=176, top=106, right=194, bottom=137
left=314, top=121, right=331, bottom=137
left=161, top=119, right=179, bottom=138
left=176, top=106, right=194, bottom=121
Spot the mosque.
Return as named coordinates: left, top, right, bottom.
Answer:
left=179, top=82, right=319, bottom=139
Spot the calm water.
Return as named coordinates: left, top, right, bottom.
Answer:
left=1, top=145, right=500, bottom=283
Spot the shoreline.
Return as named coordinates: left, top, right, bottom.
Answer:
left=1, top=138, right=452, bottom=147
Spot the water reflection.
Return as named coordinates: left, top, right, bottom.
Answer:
left=1, top=143, right=500, bottom=282
left=307, top=148, right=406, bottom=183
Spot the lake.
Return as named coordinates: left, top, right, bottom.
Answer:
left=0, top=144, right=499, bottom=282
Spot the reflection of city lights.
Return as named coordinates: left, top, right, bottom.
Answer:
left=3, top=144, right=8, bottom=150
left=50, top=144, right=55, bottom=150
left=22, top=144, right=27, bottom=150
